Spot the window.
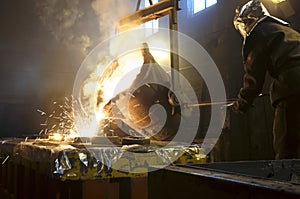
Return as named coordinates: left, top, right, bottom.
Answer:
left=193, top=0, right=217, bottom=14
left=144, top=0, right=159, bottom=36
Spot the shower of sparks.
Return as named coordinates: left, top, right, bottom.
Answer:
left=2, top=155, right=9, bottom=165
left=37, top=109, right=46, bottom=115
left=37, top=96, right=79, bottom=141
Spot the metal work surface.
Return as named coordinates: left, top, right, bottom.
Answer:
left=0, top=138, right=206, bottom=199
left=149, top=163, right=300, bottom=199
left=0, top=138, right=206, bottom=181
left=179, top=159, right=300, bottom=183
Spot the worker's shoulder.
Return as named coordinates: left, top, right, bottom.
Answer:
left=256, top=21, right=282, bottom=31
left=256, top=17, right=293, bottom=33
left=253, top=21, right=289, bottom=38
left=256, top=20, right=300, bottom=41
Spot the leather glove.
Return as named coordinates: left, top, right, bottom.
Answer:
left=232, top=97, right=252, bottom=114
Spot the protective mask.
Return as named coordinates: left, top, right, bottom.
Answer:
left=233, top=0, right=270, bottom=38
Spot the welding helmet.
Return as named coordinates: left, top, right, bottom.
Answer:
left=233, top=0, right=287, bottom=38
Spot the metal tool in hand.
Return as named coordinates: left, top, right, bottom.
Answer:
left=184, top=100, right=235, bottom=108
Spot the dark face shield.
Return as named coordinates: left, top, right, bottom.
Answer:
left=233, top=0, right=270, bottom=39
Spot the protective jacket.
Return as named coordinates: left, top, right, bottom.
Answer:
left=238, top=17, right=300, bottom=107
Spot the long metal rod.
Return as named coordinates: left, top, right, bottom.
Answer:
left=184, top=101, right=235, bottom=108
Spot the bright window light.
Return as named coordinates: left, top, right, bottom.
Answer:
left=194, top=0, right=205, bottom=13
left=206, top=0, right=217, bottom=7
left=193, top=0, right=217, bottom=14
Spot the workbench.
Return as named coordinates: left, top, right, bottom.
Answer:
left=0, top=138, right=206, bottom=199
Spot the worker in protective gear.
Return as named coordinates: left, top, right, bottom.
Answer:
left=233, top=0, right=300, bottom=159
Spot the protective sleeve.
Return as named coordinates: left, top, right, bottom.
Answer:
left=236, top=31, right=269, bottom=113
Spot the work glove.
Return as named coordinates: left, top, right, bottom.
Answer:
left=232, top=97, right=252, bottom=114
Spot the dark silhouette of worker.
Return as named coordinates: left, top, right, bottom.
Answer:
left=233, top=0, right=300, bottom=159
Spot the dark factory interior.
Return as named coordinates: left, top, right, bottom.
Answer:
left=1, top=0, right=300, bottom=198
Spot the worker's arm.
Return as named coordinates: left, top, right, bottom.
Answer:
left=234, top=30, right=269, bottom=113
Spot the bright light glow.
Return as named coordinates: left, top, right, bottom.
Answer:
left=64, top=129, right=79, bottom=141
left=206, top=0, right=217, bottom=7
left=77, top=32, right=170, bottom=137
left=194, top=0, right=205, bottom=13
left=270, top=0, right=285, bottom=3
left=95, top=51, right=144, bottom=121
left=49, top=133, right=65, bottom=141
left=151, top=50, right=168, bottom=63
left=93, top=47, right=168, bottom=134
left=148, top=39, right=169, bottom=64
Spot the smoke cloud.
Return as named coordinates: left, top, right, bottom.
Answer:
left=33, top=0, right=134, bottom=56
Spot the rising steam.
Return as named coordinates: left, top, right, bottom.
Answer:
left=33, top=0, right=134, bottom=56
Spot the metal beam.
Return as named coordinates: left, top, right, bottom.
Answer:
left=118, top=0, right=174, bottom=32
left=169, top=0, right=179, bottom=90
